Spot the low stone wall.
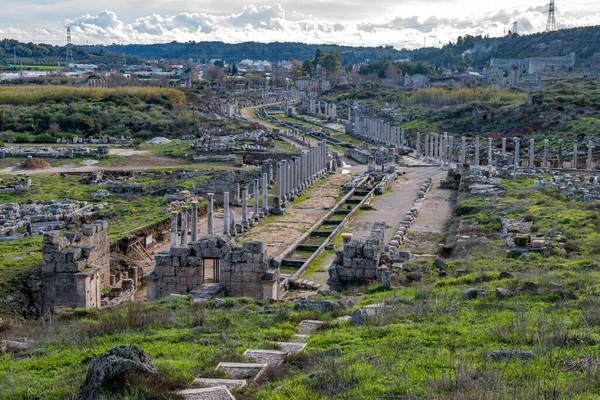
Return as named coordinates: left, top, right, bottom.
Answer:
left=328, top=222, right=386, bottom=286
left=344, top=148, right=370, bottom=164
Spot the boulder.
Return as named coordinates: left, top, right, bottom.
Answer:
left=495, top=288, right=512, bottom=299
left=463, top=288, right=486, bottom=300
left=433, top=258, right=447, bottom=270
left=499, top=271, right=514, bottom=280
left=351, top=308, right=367, bottom=326
left=78, top=345, right=157, bottom=400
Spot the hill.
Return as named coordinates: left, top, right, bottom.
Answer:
left=80, top=25, right=600, bottom=68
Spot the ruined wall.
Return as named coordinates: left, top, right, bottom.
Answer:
left=151, top=235, right=278, bottom=300
left=344, top=148, right=370, bottom=164
left=328, top=222, right=386, bottom=286
left=42, top=220, right=110, bottom=313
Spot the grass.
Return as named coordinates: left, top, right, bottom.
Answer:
left=0, top=86, right=186, bottom=107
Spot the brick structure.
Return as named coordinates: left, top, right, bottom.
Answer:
left=327, top=222, right=386, bottom=287
left=41, top=220, right=110, bottom=314
left=146, top=235, right=282, bottom=301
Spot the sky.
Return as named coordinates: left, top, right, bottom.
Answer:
left=0, top=0, right=598, bottom=49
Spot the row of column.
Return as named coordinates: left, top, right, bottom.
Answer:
left=421, top=134, right=596, bottom=171
left=170, top=202, right=199, bottom=247
left=308, top=99, right=337, bottom=118
left=353, top=115, right=406, bottom=149
left=276, top=142, right=328, bottom=204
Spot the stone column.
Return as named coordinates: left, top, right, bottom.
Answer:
left=572, top=142, right=578, bottom=169
left=474, top=137, right=480, bottom=167
left=241, top=186, right=248, bottom=228
left=488, top=138, right=493, bottom=171
left=416, top=132, right=421, bottom=157
left=434, top=134, right=439, bottom=161
left=502, top=138, right=507, bottom=158
left=543, top=139, right=549, bottom=168
left=529, top=138, right=535, bottom=168
left=443, top=132, right=448, bottom=165
left=180, top=205, right=188, bottom=245
left=253, top=179, right=260, bottom=216
left=207, top=193, right=214, bottom=235
left=223, top=192, right=230, bottom=234
left=461, top=136, right=466, bottom=164
left=401, top=129, right=405, bottom=150
left=588, top=139, right=594, bottom=171
left=558, top=139, right=563, bottom=170
left=191, top=201, right=198, bottom=242
left=170, top=211, right=177, bottom=248
left=262, top=173, right=269, bottom=213
left=513, top=137, right=519, bottom=179
left=425, top=134, right=429, bottom=157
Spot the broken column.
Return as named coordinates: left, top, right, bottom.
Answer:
left=461, top=136, right=466, bottom=164
left=191, top=202, right=197, bottom=242
left=572, top=142, right=578, bottom=169
left=474, top=137, right=480, bottom=167
left=502, top=138, right=507, bottom=158
left=416, top=132, right=421, bottom=157
left=180, top=205, right=188, bottom=245
left=170, top=211, right=177, bottom=248
left=207, top=193, right=214, bottom=235
left=449, top=136, right=454, bottom=165
left=223, top=192, right=230, bottom=235
left=513, top=137, right=520, bottom=179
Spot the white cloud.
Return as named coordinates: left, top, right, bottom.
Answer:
left=1, top=3, right=599, bottom=49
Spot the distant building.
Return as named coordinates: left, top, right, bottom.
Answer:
left=490, top=53, right=575, bottom=75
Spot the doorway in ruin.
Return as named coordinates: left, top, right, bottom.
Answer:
left=201, top=258, right=220, bottom=283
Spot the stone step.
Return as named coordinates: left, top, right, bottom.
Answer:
left=305, top=281, right=315, bottom=288
left=298, top=319, right=325, bottom=335
left=275, top=341, right=307, bottom=354
left=177, top=386, right=235, bottom=400
left=313, top=283, right=322, bottom=290
left=215, top=362, right=268, bottom=380
left=291, top=334, right=310, bottom=342
left=243, top=349, right=288, bottom=366
left=192, top=378, right=247, bottom=391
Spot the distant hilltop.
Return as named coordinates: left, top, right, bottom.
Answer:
left=2, top=25, right=600, bottom=68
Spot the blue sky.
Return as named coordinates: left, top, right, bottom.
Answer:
left=0, top=1, right=598, bottom=48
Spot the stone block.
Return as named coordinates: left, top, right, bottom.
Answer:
left=172, top=257, right=180, bottom=267
left=156, top=264, right=175, bottom=277
left=343, top=244, right=356, bottom=258
left=243, top=241, right=263, bottom=254
left=155, top=253, right=172, bottom=267
left=362, top=245, right=375, bottom=259
left=171, top=246, right=191, bottom=258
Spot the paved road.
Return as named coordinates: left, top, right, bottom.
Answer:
left=347, top=167, right=447, bottom=243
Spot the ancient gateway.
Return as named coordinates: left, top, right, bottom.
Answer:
left=145, top=236, right=282, bottom=301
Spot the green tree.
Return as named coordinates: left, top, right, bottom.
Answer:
left=313, top=49, right=324, bottom=67
left=463, top=52, right=472, bottom=67
left=289, top=60, right=304, bottom=82
left=302, top=59, right=313, bottom=77
left=321, top=51, right=341, bottom=75
left=231, top=63, right=238, bottom=75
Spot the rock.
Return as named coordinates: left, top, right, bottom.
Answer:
left=522, top=281, right=538, bottom=293
left=433, top=258, right=447, bottom=270
left=351, top=308, right=367, bottom=326
left=455, top=269, right=467, bottom=276
left=210, top=298, right=227, bottom=309
left=293, top=300, right=343, bottom=313
left=381, top=267, right=391, bottom=288
left=462, top=288, right=486, bottom=300
left=344, top=299, right=355, bottom=308
left=499, top=271, right=514, bottom=280
left=549, top=283, right=563, bottom=291
left=406, top=273, right=423, bottom=282
left=0, top=340, right=33, bottom=354
left=495, top=288, right=512, bottom=299
left=486, top=350, right=535, bottom=362
left=78, top=345, right=157, bottom=400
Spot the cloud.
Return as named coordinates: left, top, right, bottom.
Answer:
left=1, top=3, right=599, bottom=50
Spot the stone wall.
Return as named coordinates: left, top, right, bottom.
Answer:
left=344, top=148, right=370, bottom=164
left=149, top=235, right=281, bottom=300
left=328, top=222, right=386, bottom=286
left=41, top=220, right=110, bottom=313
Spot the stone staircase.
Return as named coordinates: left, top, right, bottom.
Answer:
left=175, top=319, right=324, bottom=399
